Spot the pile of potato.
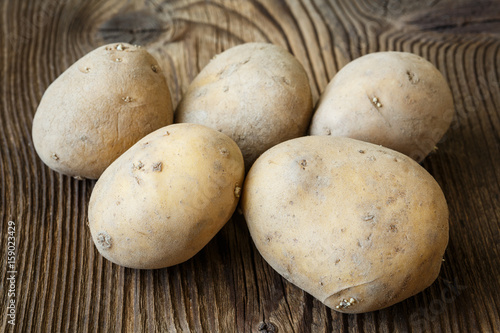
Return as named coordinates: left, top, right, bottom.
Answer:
left=32, top=42, right=454, bottom=313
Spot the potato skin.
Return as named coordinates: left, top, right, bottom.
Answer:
left=175, top=42, right=313, bottom=169
left=309, top=51, right=454, bottom=162
left=32, top=43, right=173, bottom=179
left=242, top=136, right=449, bottom=313
left=88, top=123, right=245, bottom=269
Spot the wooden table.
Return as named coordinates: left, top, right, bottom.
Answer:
left=1, top=0, right=499, bottom=332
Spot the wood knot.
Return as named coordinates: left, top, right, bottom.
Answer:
left=258, top=321, right=277, bottom=332
left=98, top=10, right=166, bottom=45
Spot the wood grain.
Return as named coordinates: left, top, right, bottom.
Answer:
left=1, top=0, right=499, bottom=332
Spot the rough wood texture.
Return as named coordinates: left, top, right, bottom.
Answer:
left=1, top=0, right=499, bottom=332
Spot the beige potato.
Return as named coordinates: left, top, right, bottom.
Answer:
left=242, top=136, right=449, bottom=313
left=309, top=51, right=454, bottom=162
left=175, top=42, right=313, bottom=169
left=32, top=43, right=173, bottom=179
left=88, top=123, right=245, bottom=269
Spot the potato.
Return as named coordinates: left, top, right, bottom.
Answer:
left=309, top=51, right=454, bottom=162
left=175, top=42, right=313, bottom=169
left=88, top=123, right=244, bottom=269
left=241, top=136, right=449, bottom=313
left=32, top=43, right=173, bottom=179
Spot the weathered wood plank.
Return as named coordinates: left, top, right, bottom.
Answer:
left=1, top=0, right=499, bottom=332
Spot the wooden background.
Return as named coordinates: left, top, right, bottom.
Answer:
left=1, top=0, right=499, bottom=332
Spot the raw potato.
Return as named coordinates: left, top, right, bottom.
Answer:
left=309, top=51, right=455, bottom=162
left=175, top=42, right=313, bottom=169
left=242, top=136, right=449, bottom=313
left=32, top=43, right=173, bottom=179
left=88, top=123, right=245, bottom=269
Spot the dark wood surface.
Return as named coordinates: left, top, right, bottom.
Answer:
left=1, top=0, right=500, bottom=332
